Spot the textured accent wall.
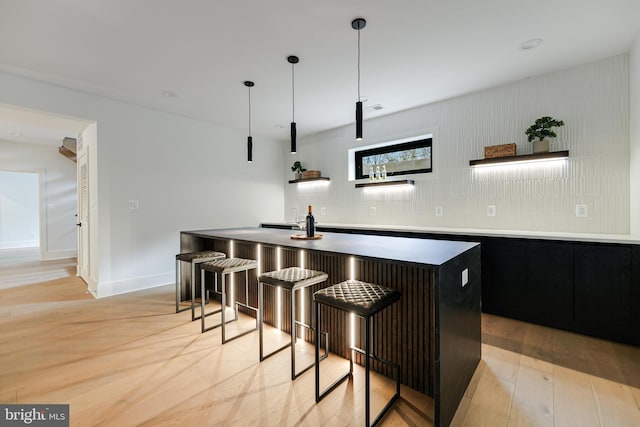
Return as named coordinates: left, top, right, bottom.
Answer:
left=285, top=55, right=630, bottom=235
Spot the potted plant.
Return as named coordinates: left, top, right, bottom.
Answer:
left=291, top=161, right=306, bottom=180
left=525, top=116, right=565, bottom=153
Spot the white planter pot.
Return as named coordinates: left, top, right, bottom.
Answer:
left=533, top=140, right=550, bottom=153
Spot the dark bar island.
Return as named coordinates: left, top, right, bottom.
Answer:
left=180, top=227, right=481, bottom=426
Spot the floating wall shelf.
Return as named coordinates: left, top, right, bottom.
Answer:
left=288, top=177, right=331, bottom=184
left=355, top=179, right=415, bottom=188
left=469, top=150, right=569, bottom=167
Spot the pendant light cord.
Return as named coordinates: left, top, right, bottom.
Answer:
left=248, top=86, right=252, bottom=136
left=291, top=62, right=295, bottom=121
left=357, top=27, right=361, bottom=102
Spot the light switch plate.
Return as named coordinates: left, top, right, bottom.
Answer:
left=128, top=200, right=139, bottom=210
left=487, top=205, right=496, bottom=217
left=462, top=268, right=469, bottom=287
left=435, top=206, right=444, bottom=217
left=370, top=206, right=377, bottom=216
left=320, top=207, right=327, bottom=215
left=576, top=204, right=588, bottom=217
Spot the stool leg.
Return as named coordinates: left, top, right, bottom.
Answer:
left=365, top=315, right=371, bottom=427
left=175, top=259, right=180, bottom=313
left=259, top=281, right=264, bottom=360
left=221, top=273, right=226, bottom=343
left=200, top=270, right=207, bottom=332
left=192, top=264, right=199, bottom=321
left=314, top=300, right=321, bottom=402
left=290, top=288, right=296, bottom=380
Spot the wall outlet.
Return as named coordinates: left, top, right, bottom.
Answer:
left=435, top=206, right=444, bottom=217
left=128, top=200, right=139, bottom=210
left=462, top=268, right=469, bottom=287
left=487, top=205, right=496, bottom=217
left=576, top=204, right=588, bottom=217
left=320, top=207, right=327, bottom=215
left=370, top=206, right=377, bottom=216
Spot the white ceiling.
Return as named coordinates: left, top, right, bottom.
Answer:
left=0, top=0, right=639, bottom=143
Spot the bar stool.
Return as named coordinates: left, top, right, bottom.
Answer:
left=199, top=258, right=258, bottom=343
left=314, top=279, right=401, bottom=427
left=258, top=267, right=329, bottom=380
left=175, top=251, right=226, bottom=316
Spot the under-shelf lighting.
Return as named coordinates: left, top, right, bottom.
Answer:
left=470, top=150, right=569, bottom=168
left=289, top=177, right=331, bottom=185
left=356, top=179, right=415, bottom=191
left=349, top=256, right=356, bottom=347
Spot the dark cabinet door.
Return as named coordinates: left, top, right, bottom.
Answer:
left=525, top=241, right=574, bottom=328
left=481, top=237, right=526, bottom=318
left=574, top=244, right=632, bottom=342
left=632, top=246, right=640, bottom=337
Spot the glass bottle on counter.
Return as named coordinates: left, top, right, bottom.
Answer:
left=306, top=205, right=315, bottom=238
left=381, top=165, right=387, bottom=180
left=369, top=166, right=374, bottom=182
left=375, top=166, right=381, bottom=181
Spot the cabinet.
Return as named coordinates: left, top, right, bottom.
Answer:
left=574, top=244, right=633, bottom=343
left=525, top=241, right=574, bottom=328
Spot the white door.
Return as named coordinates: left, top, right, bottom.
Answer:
left=77, top=149, right=90, bottom=283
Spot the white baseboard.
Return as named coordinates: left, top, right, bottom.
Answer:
left=0, top=240, right=39, bottom=249
left=41, top=249, right=77, bottom=261
left=96, top=271, right=173, bottom=298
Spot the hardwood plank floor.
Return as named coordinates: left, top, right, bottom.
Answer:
left=1, top=251, right=639, bottom=426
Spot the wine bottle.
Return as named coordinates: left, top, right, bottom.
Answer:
left=306, top=205, right=315, bottom=238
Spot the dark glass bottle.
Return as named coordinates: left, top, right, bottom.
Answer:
left=306, top=205, right=315, bottom=238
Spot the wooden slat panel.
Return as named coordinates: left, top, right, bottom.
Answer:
left=181, top=235, right=435, bottom=395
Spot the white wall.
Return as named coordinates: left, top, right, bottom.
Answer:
left=286, top=54, right=630, bottom=235
left=0, top=140, right=77, bottom=257
left=0, top=71, right=285, bottom=297
left=0, top=170, right=39, bottom=249
left=630, top=35, right=640, bottom=237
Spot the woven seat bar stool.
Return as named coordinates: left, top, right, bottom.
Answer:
left=199, top=257, right=258, bottom=343
left=175, top=251, right=226, bottom=316
left=314, top=280, right=401, bottom=427
left=258, top=267, right=329, bottom=380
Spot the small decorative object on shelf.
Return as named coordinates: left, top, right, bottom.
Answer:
left=525, top=116, right=565, bottom=153
left=484, top=143, right=516, bottom=159
left=381, top=165, right=387, bottom=180
left=302, top=170, right=321, bottom=179
left=291, top=161, right=306, bottom=180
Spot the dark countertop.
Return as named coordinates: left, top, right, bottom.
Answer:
left=183, top=227, right=479, bottom=268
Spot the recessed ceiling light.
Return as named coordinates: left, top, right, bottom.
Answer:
left=520, top=38, right=543, bottom=51
left=9, top=131, right=23, bottom=137
left=161, top=90, right=177, bottom=97
left=369, top=104, right=384, bottom=111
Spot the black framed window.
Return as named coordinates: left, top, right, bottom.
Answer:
left=354, top=137, right=432, bottom=179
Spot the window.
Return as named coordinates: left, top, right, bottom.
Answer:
left=354, top=137, right=432, bottom=180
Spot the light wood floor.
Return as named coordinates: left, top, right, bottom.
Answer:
left=1, top=250, right=639, bottom=426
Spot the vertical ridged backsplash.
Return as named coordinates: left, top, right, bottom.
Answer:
left=286, top=54, right=630, bottom=235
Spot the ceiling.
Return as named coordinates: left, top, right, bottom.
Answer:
left=0, top=0, right=639, bottom=143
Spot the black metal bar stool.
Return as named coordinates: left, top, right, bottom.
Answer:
left=258, top=267, right=329, bottom=380
left=199, top=257, right=258, bottom=343
left=314, top=279, right=401, bottom=427
left=175, top=251, right=226, bottom=316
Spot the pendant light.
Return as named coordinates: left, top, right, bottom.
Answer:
left=288, top=55, right=299, bottom=154
left=352, top=18, right=366, bottom=140
left=244, top=80, right=254, bottom=163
